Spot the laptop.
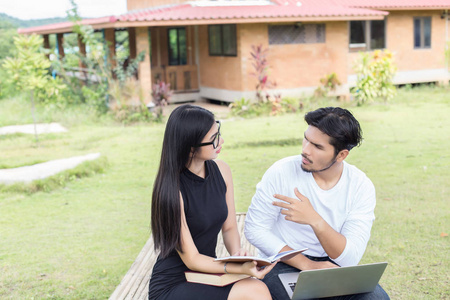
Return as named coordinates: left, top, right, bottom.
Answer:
left=278, top=262, right=388, bottom=299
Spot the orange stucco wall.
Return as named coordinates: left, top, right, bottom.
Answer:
left=198, top=21, right=350, bottom=92
left=197, top=25, right=243, bottom=91
left=348, top=10, right=448, bottom=75
left=265, top=21, right=348, bottom=90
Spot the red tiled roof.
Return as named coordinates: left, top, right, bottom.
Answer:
left=19, top=0, right=448, bottom=35
left=114, top=2, right=385, bottom=22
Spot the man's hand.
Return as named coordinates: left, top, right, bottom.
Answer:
left=272, top=188, right=323, bottom=227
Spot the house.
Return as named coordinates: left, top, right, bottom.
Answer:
left=19, top=0, right=450, bottom=103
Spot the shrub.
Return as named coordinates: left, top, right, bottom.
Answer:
left=314, top=73, right=341, bottom=98
left=250, top=44, right=279, bottom=103
left=352, top=50, right=397, bottom=105
left=151, top=80, right=172, bottom=121
left=229, top=97, right=300, bottom=118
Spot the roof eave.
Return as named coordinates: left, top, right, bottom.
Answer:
left=18, top=14, right=387, bottom=35
left=350, top=6, right=450, bottom=11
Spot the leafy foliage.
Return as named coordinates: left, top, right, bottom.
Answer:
left=351, top=50, right=397, bottom=105
left=229, top=97, right=301, bottom=117
left=151, top=80, right=173, bottom=121
left=249, top=44, right=279, bottom=103
left=2, top=35, right=67, bottom=105
left=314, top=72, right=341, bottom=98
left=50, top=0, right=146, bottom=120
left=0, top=20, right=19, bottom=99
left=2, top=34, right=67, bottom=145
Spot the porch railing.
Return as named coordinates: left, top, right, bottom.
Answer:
left=151, top=65, right=199, bottom=92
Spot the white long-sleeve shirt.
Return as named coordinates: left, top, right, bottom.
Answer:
left=245, top=155, right=376, bottom=267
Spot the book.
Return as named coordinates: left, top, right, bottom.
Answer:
left=214, top=248, right=308, bottom=266
left=185, top=271, right=250, bottom=287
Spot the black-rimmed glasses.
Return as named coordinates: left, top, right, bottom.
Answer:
left=194, top=121, right=221, bottom=149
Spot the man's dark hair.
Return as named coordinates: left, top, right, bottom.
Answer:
left=304, top=107, right=362, bottom=155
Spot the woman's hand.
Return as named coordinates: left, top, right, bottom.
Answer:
left=242, top=261, right=278, bottom=279
left=232, top=248, right=249, bottom=256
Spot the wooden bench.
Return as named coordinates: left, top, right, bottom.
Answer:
left=109, top=213, right=257, bottom=300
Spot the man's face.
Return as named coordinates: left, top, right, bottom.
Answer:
left=301, top=125, right=337, bottom=173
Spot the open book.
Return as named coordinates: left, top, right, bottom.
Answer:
left=185, top=271, right=250, bottom=286
left=214, top=248, right=307, bottom=266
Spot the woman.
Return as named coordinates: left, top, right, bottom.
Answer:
left=148, top=104, right=275, bottom=300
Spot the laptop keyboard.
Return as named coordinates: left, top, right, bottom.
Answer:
left=289, top=282, right=296, bottom=292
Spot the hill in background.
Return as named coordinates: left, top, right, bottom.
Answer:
left=0, top=13, right=68, bottom=28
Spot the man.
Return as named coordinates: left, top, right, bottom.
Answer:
left=245, top=107, right=389, bottom=299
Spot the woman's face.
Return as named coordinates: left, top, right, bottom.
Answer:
left=195, top=121, right=224, bottom=160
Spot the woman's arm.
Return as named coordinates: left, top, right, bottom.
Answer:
left=177, top=194, right=275, bottom=278
left=215, top=159, right=243, bottom=256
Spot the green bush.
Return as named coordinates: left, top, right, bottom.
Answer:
left=352, top=50, right=397, bottom=105
left=229, top=97, right=301, bottom=118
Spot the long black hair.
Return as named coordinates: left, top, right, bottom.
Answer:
left=151, top=104, right=215, bottom=258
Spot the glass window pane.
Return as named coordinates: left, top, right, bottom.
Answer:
left=350, top=21, right=365, bottom=44
left=222, top=24, right=237, bottom=55
left=414, top=18, right=421, bottom=48
left=370, top=20, right=385, bottom=49
left=209, top=25, right=222, bottom=55
left=168, top=28, right=179, bottom=65
left=178, top=28, right=187, bottom=65
left=423, top=17, right=431, bottom=48
left=316, top=24, right=326, bottom=43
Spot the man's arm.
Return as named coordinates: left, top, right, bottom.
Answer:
left=273, top=180, right=376, bottom=267
left=273, top=188, right=346, bottom=259
left=244, top=167, right=289, bottom=258
left=278, top=245, right=338, bottom=270
left=333, top=180, right=375, bottom=267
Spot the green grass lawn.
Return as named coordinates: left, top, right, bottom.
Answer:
left=0, top=86, right=449, bottom=299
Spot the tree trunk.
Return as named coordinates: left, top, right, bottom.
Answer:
left=30, top=90, right=39, bottom=147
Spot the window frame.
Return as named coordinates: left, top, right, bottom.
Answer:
left=268, top=23, right=326, bottom=45
left=413, top=16, right=432, bottom=49
left=208, top=24, right=237, bottom=57
left=348, top=19, right=386, bottom=52
left=167, top=27, right=187, bottom=66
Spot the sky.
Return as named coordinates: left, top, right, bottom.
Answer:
left=0, top=0, right=128, bottom=20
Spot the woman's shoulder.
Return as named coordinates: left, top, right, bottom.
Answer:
left=212, top=159, right=232, bottom=183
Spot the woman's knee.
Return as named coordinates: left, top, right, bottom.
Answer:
left=228, top=278, right=271, bottom=300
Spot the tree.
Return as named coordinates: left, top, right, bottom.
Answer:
left=2, top=34, right=66, bottom=146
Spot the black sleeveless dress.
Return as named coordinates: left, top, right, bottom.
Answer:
left=148, top=160, right=235, bottom=300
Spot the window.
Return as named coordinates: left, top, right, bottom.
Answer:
left=349, top=20, right=385, bottom=51
left=414, top=17, right=431, bottom=49
left=268, top=24, right=325, bottom=45
left=208, top=24, right=237, bottom=56
left=168, top=28, right=187, bottom=65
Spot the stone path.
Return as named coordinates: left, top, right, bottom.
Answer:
left=0, top=153, right=101, bottom=185
left=0, top=123, right=67, bottom=135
